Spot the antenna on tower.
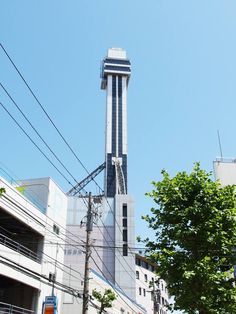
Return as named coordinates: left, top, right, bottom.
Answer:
left=217, top=130, right=223, bottom=160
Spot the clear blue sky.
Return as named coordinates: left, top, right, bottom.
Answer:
left=1, top=2, right=236, bottom=309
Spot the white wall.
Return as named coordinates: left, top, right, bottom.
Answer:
left=135, top=258, right=169, bottom=314
left=214, top=159, right=236, bottom=185
left=62, top=268, right=146, bottom=314
left=0, top=177, right=67, bottom=314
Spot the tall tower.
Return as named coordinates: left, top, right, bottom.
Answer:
left=101, top=48, right=131, bottom=197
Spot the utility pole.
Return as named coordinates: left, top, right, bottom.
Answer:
left=82, top=192, right=93, bottom=314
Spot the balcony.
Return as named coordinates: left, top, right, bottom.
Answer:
left=0, top=302, right=34, bottom=314
left=0, top=232, right=40, bottom=263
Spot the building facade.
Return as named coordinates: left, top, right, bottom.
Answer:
left=213, top=157, right=236, bottom=185
left=0, top=176, right=67, bottom=314
left=135, top=255, right=169, bottom=314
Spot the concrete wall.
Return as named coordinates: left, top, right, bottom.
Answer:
left=0, top=176, right=67, bottom=314
left=62, top=268, right=146, bottom=314
left=115, top=194, right=136, bottom=299
left=214, top=159, right=236, bottom=185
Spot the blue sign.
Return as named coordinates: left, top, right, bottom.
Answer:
left=42, top=296, right=58, bottom=314
left=45, top=296, right=57, bottom=304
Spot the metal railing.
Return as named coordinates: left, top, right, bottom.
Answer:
left=0, top=166, right=47, bottom=214
left=215, top=157, right=236, bottom=163
left=0, top=232, right=40, bottom=263
left=0, top=303, right=34, bottom=314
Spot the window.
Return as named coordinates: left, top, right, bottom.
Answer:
left=49, top=272, right=55, bottom=282
left=143, top=261, right=148, bottom=269
left=144, top=274, right=148, bottom=282
left=105, top=58, right=131, bottom=65
left=136, top=258, right=141, bottom=266
left=53, top=224, right=59, bottom=235
left=123, top=229, right=127, bottom=242
left=136, top=271, right=139, bottom=279
left=139, top=287, right=142, bottom=295
left=123, top=218, right=127, bottom=227
left=122, top=204, right=127, bottom=217
left=143, top=289, right=146, bottom=297
left=123, top=244, right=128, bottom=256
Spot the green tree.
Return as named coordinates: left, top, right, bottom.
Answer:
left=0, top=188, right=5, bottom=195
left=142, top=163, right=236, bottom=314
left=92, top=288, right=116, bottom=313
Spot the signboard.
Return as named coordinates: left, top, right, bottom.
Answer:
left=42, top=296, right=57, bottom=314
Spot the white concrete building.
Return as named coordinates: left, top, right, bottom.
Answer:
left=213, top=157, right=236, bottom=185
left=62, top=267, right=146, bottom=314
left=0, top=176, right=67, bottom=314
left=135, top=255, right=168, bottom=314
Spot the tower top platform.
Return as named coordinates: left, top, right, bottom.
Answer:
left=100, top=47, right=131, bottom=89
left=107, top=47, right=127, bottom=59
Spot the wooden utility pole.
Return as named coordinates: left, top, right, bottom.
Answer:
left=82, top=192, right=93, bottom=314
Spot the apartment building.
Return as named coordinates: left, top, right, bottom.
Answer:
left=135, top=254, right=168, bottom=314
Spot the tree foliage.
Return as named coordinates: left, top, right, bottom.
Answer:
left=142, top=163, right=236, bottom=314
left=92, top=288, right=116, bottom=313
left=0, top=188, right=5, bottom=195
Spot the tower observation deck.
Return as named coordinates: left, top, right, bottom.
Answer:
left=101, top=48, right=131, bottom=197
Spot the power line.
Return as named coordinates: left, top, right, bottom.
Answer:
left=90, top=254, right=140, bottom=314
left=0, top=254, right=82, bottom=297
left=1, top=43, right=137, bottom=264
left=0, top=96, right=141, bottom=294
left=0, top=195, right=85, bottom=281
left=0, top=43, right=148, bottom=303
left=0, top=82, right=85, bottom=191
left=0, top=43, right=92, bottom=178
left=0, top=97, right=90, bottom=216
left=0, top=101, right=74, bottom=187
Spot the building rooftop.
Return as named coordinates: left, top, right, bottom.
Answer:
left=107, top=47, right=127, bottom=59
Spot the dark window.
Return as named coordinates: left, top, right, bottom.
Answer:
left=139, top=287, right=142, bottom=295
left=136, top=271, right=139, bottom=279
left=49, top=272, right=56, bottom=282
left=104, top=65, right=131, bottom=72
left=143, top=289, right=146, bottom=297
left=123, top=204, right=127, bottom=217
left=144, top=274, right=148, bottom=282
left=123, top=218, right=127, bottom=227
left=105, top=58, right=131, bottom=65
left=53, top=224, right=59, bottom=235
left=123, top=229, right=127, bottom=242
left=136, top=258, right=141, bottom=266
left=123, top=244, right=128, bottom=256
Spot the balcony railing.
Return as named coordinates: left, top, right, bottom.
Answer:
left=0, top=233, right=40, bottom=263
left=0, top=302, right=34, bottom=314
